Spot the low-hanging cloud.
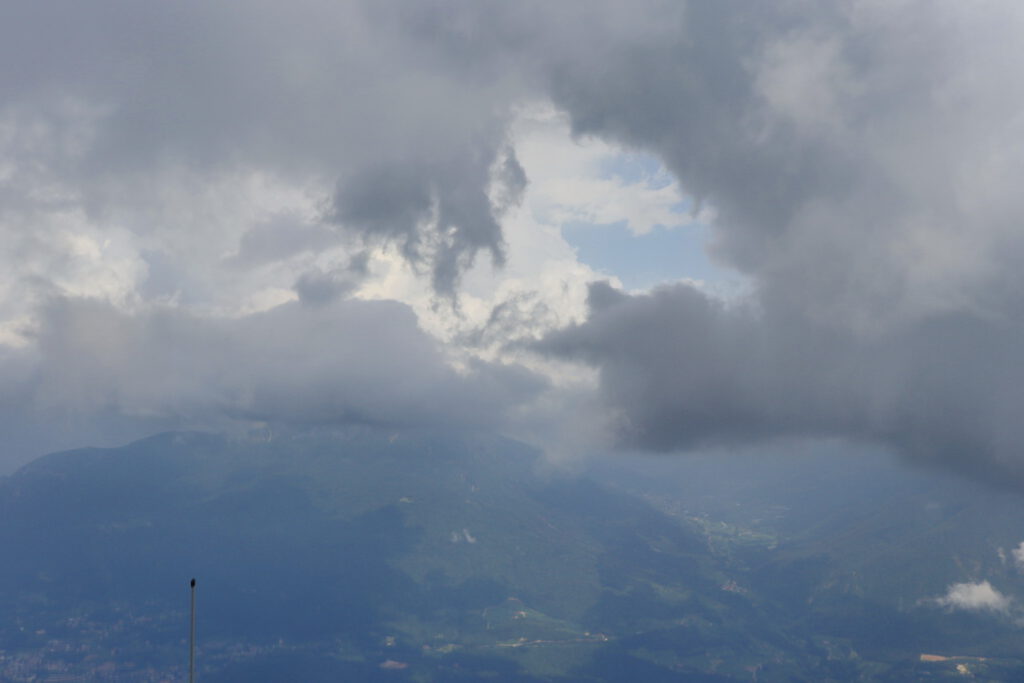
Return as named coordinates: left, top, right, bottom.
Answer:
left=0, top=296, right=544, bottom=467
left=932, top=581, right=1011, bottom=614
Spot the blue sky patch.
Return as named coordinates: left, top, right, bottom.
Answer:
left=561, top=220, right=730, bottom=291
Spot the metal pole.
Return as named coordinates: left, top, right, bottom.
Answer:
left=189, top=578, right=196, bottom=683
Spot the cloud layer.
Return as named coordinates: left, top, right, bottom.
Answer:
left=539, top=280, right=1024, bottom=481
left=0, top=296, right=543, bottom=461
left=4, top=1, right=1024, bottom=477
left=529, top=1, right=1024, bottom=479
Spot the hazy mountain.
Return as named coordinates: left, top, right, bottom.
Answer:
left=3, top=431, right=1024, bottom=681
left=591, top=449, right=1024, bottom=680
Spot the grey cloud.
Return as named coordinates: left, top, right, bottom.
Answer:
left=459, top=291, right=562, bottom=352
left=7, top=1, right=1021, bottom=308
left=330, top=148, right=511, bottom=296
left=293, top=269, right=354, bottom=306
left=294, top=254, right=368, bottom=306
left=139, top=250, right=186, bottom=302
left=531, top=1, right=1024, bottom=331
left=539, top=282, right=1024, bottom=484
left=0, top=296, right=543, bottom=469
left=0, top=1, right=770, bottom=300
left=232, top=215, right=341, bottom=268
left=6, top=0, right=1024, bottom=481
left=0, top=1, right=530, bottom=295
left=512, top=1, right=1024, bottom=480
left=489, top=146, right=528, bottom=217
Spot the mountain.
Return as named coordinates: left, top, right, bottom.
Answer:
left=590, top=448, right=1024, bottom=680
left=3, top=430, right=1024, bottom=681
left=0, top=429, right=817, bottom=681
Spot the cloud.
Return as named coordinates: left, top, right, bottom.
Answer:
left=511, top=1, right=1024, bottom=481
left=40, top=296, right=543, bottom=426
left=0, top=0, right=533, bottom=301
left=0, top=296, right=544, bottom=467
left=1012, top=543, right=1024, bottom=571
left=294, top=253, right=370, bottom=307
left=3, top=0, right=1024, bottom=481
left=538, top=0, right=1024, bottom=331
left=538, top=280, right=1024, bottom=482
left=933, top=581, right=1011, bottom=614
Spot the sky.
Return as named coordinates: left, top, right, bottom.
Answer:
left=3, top=1, right=1024, bottom=483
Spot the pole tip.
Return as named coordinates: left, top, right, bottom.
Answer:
left=191, top=578, right=196, bottom=587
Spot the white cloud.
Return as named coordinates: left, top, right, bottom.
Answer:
left=934, top=581, right=1011, bottom=613
left=1011, top=542, right=1024, bottom=571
